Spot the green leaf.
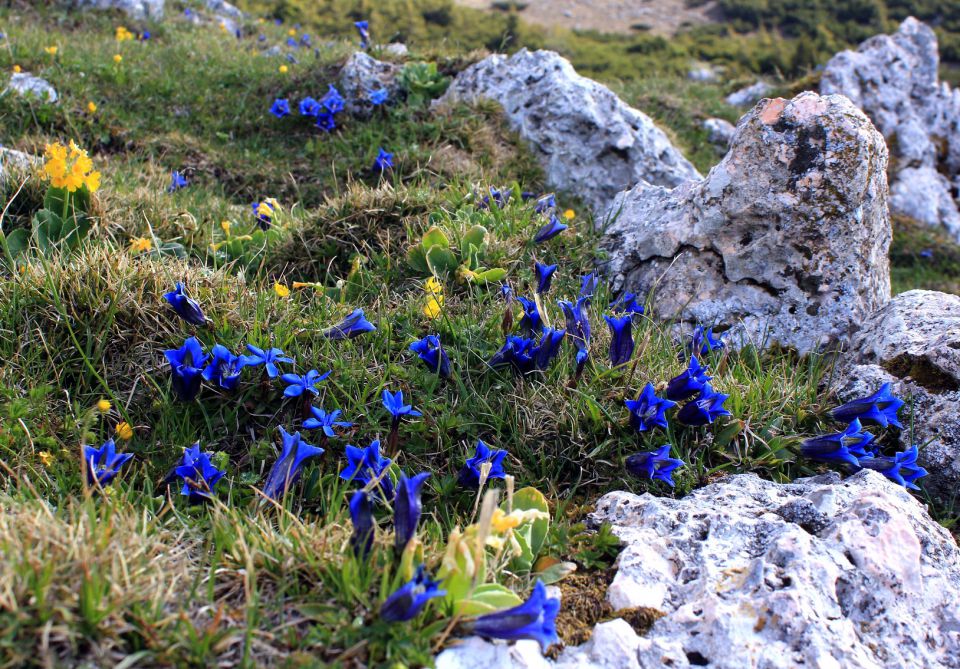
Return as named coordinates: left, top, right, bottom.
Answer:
left=3, top=228, right=30, bottom=257
left=421, top=226, right=450, bottom=250
left=509, top=527, right=535, bottom=573
left=536, top=561, right=577, bottom=585
left=32, top=209, right=63, bottom=253
left=714, top=420, right=744, bottom=448
left=469, top=267, right=507, bottom=284
left=461, top=224, right=487, bottom=258
left=458, top=584, right=523, bottom=617
left=407, top=246, right=430, bottom=274
left=425, top=246, right=458, bottom=275
left=512, top=487, right=550, bottom=558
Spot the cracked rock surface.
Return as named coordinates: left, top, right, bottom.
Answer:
left=834, top=289, right=960, bottom=502
left=71, top=0, right=165, bottom=19
left=437, top=49, right=700, bottom=214
left=821, top=17, right=960, bottom=238
left=601, top=91, right=890, bottom=353
left=338, top=53, right=402, bottom=117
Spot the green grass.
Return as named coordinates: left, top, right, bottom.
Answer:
left=0, top=2, right=958, bottom=667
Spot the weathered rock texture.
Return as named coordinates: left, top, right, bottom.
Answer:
left=590, top=471, right=960, bottom=669
left=702, top=117, right=734, bottom=148
left=71, top=0, right=164, bottom=20
left=821, top=18, right=960, bottom=239
left=438, top=49, right=701, bottom=214
left=5, top=73, right=58, bottom=103
left=601, top=92, right=891, bottom=353
left=834, top=289, right=960, bottom=502
left=338, top=52, right=401, bottom=117
left=724, top=80, right=771, bottom=107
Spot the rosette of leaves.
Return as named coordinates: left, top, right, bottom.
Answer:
left=407, top=223, right=506, bottom=283
left=5, top=185, right=93, bottom=258
left=397, top=62, right=450, bottom=107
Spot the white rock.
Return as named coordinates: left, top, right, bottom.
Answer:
left=5, top=73, right=58, bottom=103
left=435, top=637, right=551, bottom=669
left=205, top=0, right=241, bottom=19
left=601, top=92, right=891, bottom=353
left=821, top=18, right=960, bottom=237
left=338, top=52, right=401, bottom=117
left=0, top=147, right=39, bottom=183
left=724, top=80, right=771, bottom=107
left=553, top=620, right=641, bottom=669
left=383, top=43, right=409, bottom=57
left=702, top=117, right=734, bottom=148
left=71, top=0, right=164, bottom=20
left=687, top=64, right=719, bottom=83
left=438, top=49, right=700, bottom=214
left=590, top=471, right=960, bottom=669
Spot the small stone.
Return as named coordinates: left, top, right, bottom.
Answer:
left=687, top=63, right=719, bottom=83
left=5, top=73, right=58, bottom=103
left=702, top=117, right=735, bottom=148
left=724, top=80, right=771, bottom=107
left=383, top=43, right=409, bottom=57
left=71, top=0, right=164, bottom=20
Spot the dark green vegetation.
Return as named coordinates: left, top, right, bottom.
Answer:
left=0, top=1, right=958, bottom=667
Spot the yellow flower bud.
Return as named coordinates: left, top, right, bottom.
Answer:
left=279, top=65, right=288, bottom=74
left=274, top=282, right=290, bottom=298
left=87, top=101, right=97, bottom=113
left=38, top=451, right=54, bottom=467
left=113, top=54, right=123, bottom=63
left=96, top=399, right=112, bottom=413
left=115, top=421, right=134, bottom=441
left=563, top=209, right=576, bottom=220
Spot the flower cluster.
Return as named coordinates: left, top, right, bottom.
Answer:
left=41, top=140, right=101, bottom=193
left=270, top=84, right=345, bottom=132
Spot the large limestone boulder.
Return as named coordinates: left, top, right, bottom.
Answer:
left=835, top=289, right=960, bottom=502
left=71, top=0, right=164, bottom=20
left=821, top=18, right=960, bottom=238
left=437, top=49, right=700, bottom=214
left=338, top=52, right=401, bottom=117
left=601, top=92, right=890, bottom=353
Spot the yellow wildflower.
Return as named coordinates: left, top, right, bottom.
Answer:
left=563, top=209, right=576, bottom=220
left=41, top=141, right=101, bottom=193
left=220, top=22, right=228, bottom=32
left=264, top=197, right=281, bottom=210
left=256, top=201, right=274, bottom=219
left=113, top=54, right=123, bottom=63
left=38, top=451, right=54, bottom=467
left=115, top=26, right=134, bottom=42
left=96, top=398, right=112, bottom=413
left=44, top=45, right=58, bottom=56
left=425, top=276, right=443, bottom=295
left=423, top=296, right=443, bottom=319
left=489, top=508, right=549, bottom=534
left=87, top=101, right=97, bottom=113
left=274, top=282, right=290, bottom=298
left=12, top=64, right=21, bottom=73
left=115, top=421, right=134, bottom=441
left=129, top=237, right=152, bottom=253
left=220, top=220, right=231, bottom=235
left=288, top=29, right=296, bottom=36
left=279, top=65, right=288, bottom=74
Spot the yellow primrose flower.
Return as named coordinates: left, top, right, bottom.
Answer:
left=425, top=276, right=443, bottom=295
left=288, top=29, right=296, bottom=36
left=41, top=141, right=101, bottom=193
left=423, top=296, right=443, bottom=319
left=274, top=282, right=290, bottom=298
left=220, top=220, right=231, bottom=235
left=563, top=209, right=576, bottom=220
left=38, top=451, right=54, bottom=467
left=115, top=421, right=134, bottom=440
left=220, top=22, right=228, bottom=32
left=96, top=398, right=112, bottom=413
left=44, top=45, right=58, bottom=56
left=87, top=101, right=97, bottom=113
left=264, top=197, right=281, bottom=210
left=129, top=237, right=152, bottom=253
left=279, top=65, right=288, bottom=74
left=115, top=26, right=134, bottom=42
left=12, top=64, right=21, bottom=73
left=113, top=54, right=123, bottom=63
left=490, top=508, right=549, bottom=534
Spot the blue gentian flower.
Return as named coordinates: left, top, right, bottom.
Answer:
left=676, top=383, right=732, bottom=426
left=354, top=20, right=370, bottom=48
left=350, top=490, right=374, bottom=558
left=373, top=147, right=393, bottom=172
left=252, top=200, right=275, bottom=228
left=303, top=407, right=352, bottom=437
left=300, top=34, right=311, bottom=46
left=316, top=112, right=337, bottom=132
left=270, top=98, right=290, bottom=118
left=394, top=471, right=430, bottom=551
left=286, top=36, right=298, bottom=47
left=467, top=580, right=560, bottom=651
left=604, top=314, right=634, bottom=367
left=383, top=389, right=421, bottom=424
left=857, top=444, right=928, bottom=490
left=610, top=292, right=645, bottom=317
left=479, top=186, right=510, bottom=210
left=579, top=273, right=598, bottom=301
left=488, top=330, right=565, bottom=375
left=139, top=31, right=150, bottom=40
left=285, top=53, right=298, bottom=64
left=163, top=283, right=209, bottom=326
left=517, top=296, right=543, bottom=336
left=626, top=444, right=684, bottom=487
left=299, top=96, right=321, bottom=117
left=369, top=87, right=389, bottom=105
left=409, top=335, right=451, bottom=378
left=323, top=308, right=376, bottom=340
left=238, top=344, right=293, bottom=378
left=625, top=383, right=676, bottom=432
left=321, top=84, right=345, bottom=114
left=280, top=369, right=331, bottom=397
left=341, top=440, right=393, bottom=499
left=164, top=337, right=209, bottom=400
left=258, top=33, right=266, bottom=42
left=666, top=356, right=712, bottom=402
left=534, top=262, right=558, bottom=294
left=534, top=194, right=556, bottom=214
left=831, top=382, right=905, bottom=430
left=83, top=439, right=133, bottom=486
left=920, top=249, right=933, bottom=259
left=559, top=297, right=591, bottom=373
left=801, top=419, right=875, bottom=468
left=262, top=427, right=324, bottom=500
left=458, top=440, right=507, bottom=489
left=174, top=443, right=226, bottom=504
left=689, top=326, right=725, bottom=357
left=167, top=170, right=189, bottom=193
left=533, top=214, right=567, bottom=243
left=521, top=191, right=537, bottom=201
left=201, top=344, right=243, bottom=391
left=380, top=564, right=445, bottom=622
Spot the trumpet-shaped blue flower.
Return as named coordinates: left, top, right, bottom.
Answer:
left=201, top=344, right=243, bottom=391
left=559, top=297, right=591, bottom=373
left=285, top=36, right=298, bottom=48
left=383, top=389, right=421, bottom=424
left=369, top=87, right=389, bottom=105
left=164, top=336, right=209, bottom=401
left=380, top=564, right=446, bottom=622
left=316, top=112, right=337, bottom=132
left=467, top=580, right=560, bottom=651
left=270, top=98, right=290, bottom=118
left=857, top=444, right=929, bottom=490
left=626, top=444, right=684, bottom=487
left=625, top=383, right=676, bottom=432
left=167, top=170, right=189, bottom=193
left=534, top=194, right=556, bottom=214
left=534, top=262, right=558, bottom=294
left=341, top=440, right=393, bottom=499
left=488, top=329, right=565, bottom=375
left=238, top=344, right=293, bottom=378
left=533, top=214, right=567, bottom=243
left=262, top=427, right=324, bottom=500
left=303, top=407, right=352, bottom=437
left=666, top=356, right=712, bottom=402
left=479, top=186, right=510, bottom=210
left=373, top=147, right=393, bottom=172
left=394, top=471, right=430, bottom=551
left=610, top=292, right=645, bottom=317
left=516, top=296, right=543, bottom=335
left=350, top=490, right=374, bottom=558
left=322, top=308, right=376, bottom=340
left=84, top=439, right=133, bottom=486
left=174, top=443, right=226, bottom=504
left=163, top=283, right=209, bottom=326
left=354, top=20, right=370, bottom=48
left=676, top=383, right=732, bottom=426
left=300, top=33, right=311, bottom=46
left=409, top=335, right=451, bottom=378
left=458, top=440, right=507, bottom=488
left=579, top=273, right=598, bottom=301
left=689, top=326, right=725, bottom=357
left=831, top=382, right=905, bottom=430
left=801, top=419, right=875, bottom=468
left=299, top=96, right=321, bottom=117
left=321, top=84, right=345, bottom=114
left=281, top=369, right=331, bottom=397
left=604, top=314, right=634, bottom=367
